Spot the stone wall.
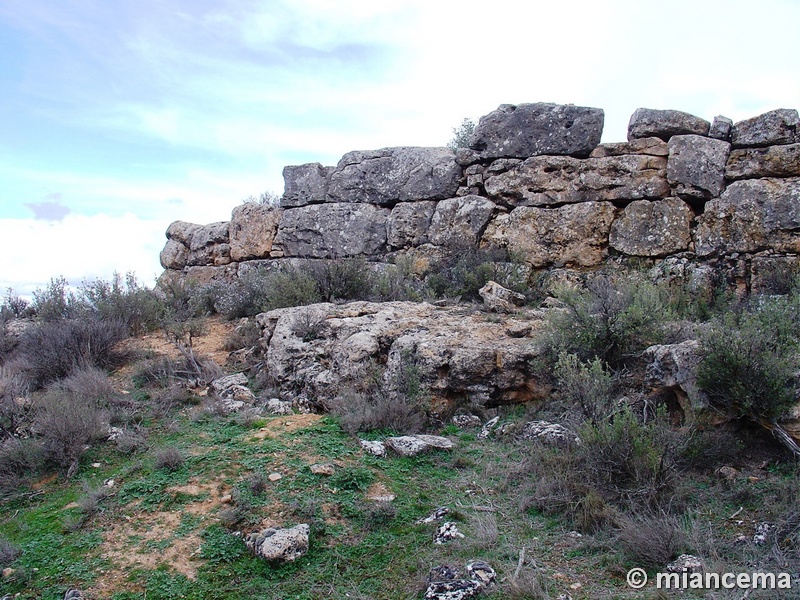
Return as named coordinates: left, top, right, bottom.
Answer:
left=159, top=102, right=800, bottom=292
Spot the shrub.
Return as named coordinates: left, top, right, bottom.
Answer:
left=329, top=390, right=427, bottom=436
left=17, top=317, right=129, bottom=388
left=79, top=272, right=164, bottom=335
left=697, top=297, right=800, bottom=423
left=114, top=428, right=149, bottom=455
left=310, top=258, right=374, bottom=303
left=553, top=352, right=615, bottom=425
left=0, top=537, right=21, bottom=566
left=0, top=438, right=44, bottom=495
left=1, top=288, right=32, bottom=320
left=30, top=277, right=84, bottom=321
left=265, top=265, right=323, bottom=309
left=34, top=390, right=108, bottom=476
left=446, top=117, right=476, bottom=151
left=154, top=447, right=185, bottom=471
left=371, top=259, right=426, bottom=302
left=616, top=511, right=688, bottom=568
left=542, top=273, right=674, bottom=368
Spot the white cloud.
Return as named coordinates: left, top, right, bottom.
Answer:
left=0, top=214, right=168, bottom=297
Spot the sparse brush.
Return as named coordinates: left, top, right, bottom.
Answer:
left=0, top=537, right=21, bottom=566
left=616, top=511, right=688, bottom=568
left=154, top=447, right=185, bottom=472
left=115, top=428, right=149, bottom=455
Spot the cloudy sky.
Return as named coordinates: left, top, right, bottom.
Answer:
left=1, top=0, right=798, bottom=297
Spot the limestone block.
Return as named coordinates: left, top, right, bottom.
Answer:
left=726, top=144, right=800, bottom=180
left=281, top=163, right=332, bottom=207
left=386, top=201, right=436, bottom=249
left=427, top=195, right=496, bottom=247
left=667, top=135, right=730, bottom=199
left=731, top=109, right=799, bottom=148
left=229, top=202, right=284, bottom=261
left=609, top=197, right=693, bottom=257
left=628, top=108, right=710, bottom=141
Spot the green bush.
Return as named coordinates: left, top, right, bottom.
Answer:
left=17, top=317, right=129, bottom=388
left=310, top=258, right=374, bottom=303
left=697, top=296, right=800, bottom=422
left=30, top=277, right=83, bottom=321
left=79, top=272, right=164, bottom=335
left=553, top=352, right=615, bottom=425
left=542, top=273, right=674, bottom=368
left=446, top=117, right=476, bottom=151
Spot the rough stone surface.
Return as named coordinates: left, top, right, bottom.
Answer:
left=229, top=203, right=283, bottom=261
left=387, top=201, right=436, bottom=248
left=359, top=439, right=387, bottom=457
left=385, top=435, right=454, bottom=457
left=628, top=108, right=710, bottom=141
left=452, top=414, right=482, bottom=428
left=478, top=280, right=526, bottom=312
left=589, top=137, right=668, bottom=158
left=520, top=421, right=580, bottom=447
left=187, top=221, right=231, bottom=266
left=477, top=416, right=501, bottom=440
left=694, top=178, right=800, bottom=256
left=265, top=398, right=293, bottom=415
left=726, top=143, right=800, bottom=180
left=211, top=373, right=248, bottom=395
left=666, top=554, right=703, bottom=574
left=273, top=203, right=389, bottom=258
left=327, top=147, right=461, bottom=205
left=166, top=220, right=201, bottom=246
left=484, top=154, right=668, bottom=207
left=609, top=197, right=693, bottom=257
left=160, top=239, right=189, bottom=269
left=667, top=135, right=730, bottom=199
left=731, top=109, right=799, bottom=148
left=245, top=524, right=310, bottom=563
left=709, top=115, right=733, bottom=141
left=469, top=102, right=604, bottom=160
left=281, top=163, right=332, bottom=207
left=424, top=561, right=496, bottom=600
left=482, top=202, right=617, bottom=268
left=434, top=522, right=465, bottom=544
left=427, top=196, right=496, bottom=247
left=256, top=301, right=547, bottom=408
left=644, top=340, right=707, bottom=413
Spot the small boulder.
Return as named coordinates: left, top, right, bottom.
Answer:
left=265, top=398, right=293, bottom=415
left=211, top=373, right=248, bottom=395
left=709, top=115, right=733, bottom=141
left=309, top=463, right=335, bottom=476
left=360, top=439, right=387, bottom=457
left=666, top=554, right=703, bottom=574
left=628, top=108, right=710, bottom=141
left=245, top=524, right=310, bottom=563
left=520, top=421, right=580, bottom=447
left=385, top=435, right=453, bottom=457
left=731, top=108, right=799, bottom=148
left=477, top=416, right=501, bottom=440
left=452, top=414, right=482, bottom=429
left=417, top=507, right=450, bottom=524
left=434, top=522, right=465, bottom=544
left=479, top=281, right=526, bottom=312
left=424, top=560, right=496, bottom=600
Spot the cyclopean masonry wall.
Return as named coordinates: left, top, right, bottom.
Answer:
left=159, top=102, right=800, bottom=295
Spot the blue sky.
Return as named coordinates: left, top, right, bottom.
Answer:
left=1, top=0, right=798, bottom=296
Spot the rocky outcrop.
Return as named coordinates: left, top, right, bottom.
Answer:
left=159, top=102, right=800, bottom=297
left=694, top=178, right=800, bottom=256
left=628, top=108, right=710, bottom=141
left=327, top=147, right=461, bottom=205
left=483, top=154, right=669, bottom=207
left=273, top=203, right=390, bottom=258
left=245, top=524, right=310, bottom=563
left=469, top=102, right=604, bottom=160
left=609, top=197, right=693, bottom=257
left=482, top=202, right=617, bottom=268
left=255, top=301, right=547, bottom=408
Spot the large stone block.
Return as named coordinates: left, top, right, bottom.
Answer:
left=326, top=147, right=461, bottom=205
left=281, top=163, right=332, bottom=207
left=229, top=202, right=284, bottom=261
left=627, top=108, right=710, bottom=141
left=187, top=221, right=231, bottom=266
left=481, top=202, right=617, bottom=267
left=469, top=103, right=603, bottom=160
left=483, top=154, right=669, bottom=207
left=159, top=239, right=189, bottom=270
left=694, top=178, right=800, bottom=256
left=667, top=135, right=730, bottom=199
left=386, top=201, right=436, bottom=249
left=726, top=144, right=800, bottom=180
left=731, top=109, right=799, bottom=148
left=609, top=198, right=693, bottom=257
left=427, top=196, right=496, bottom=247
left=273, top=203, right=389, bottom=258
left=589, top=137, right=668, bottom=158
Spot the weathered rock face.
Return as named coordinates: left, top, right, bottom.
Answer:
left=387, top=201, right=437, bottom=249
left=427, top=196, right=495, bottom=246
left=694, top=178, right=800, bottom=256
left=483, top=155, right=669, bottom=207
left=327, top=147, right=461, bottom=205
left=726, top=144, right=800, bottom=180
left=273, top=203, right=389, bottom=258
left=281, top=163, right=332, bottom=207
left=628, top=108, right=710, bottom=141
left=255, top=301, right=548, bottom=408
left=609, top=197, right=693, bottom=257
left=667, top=135, right=730, bottom=199
left=229, top=203, right=283, bottom=261
left=245, top=524, right=310, bottom=563
left=731, top=109, right=799, bottom=148
left=644, top=340, right=707, bottom=415
left=469, top=103, right=604, bottom=160
left=482, top=202, right=617, bottom=267
left=160, top=103, right=800, bottom=298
